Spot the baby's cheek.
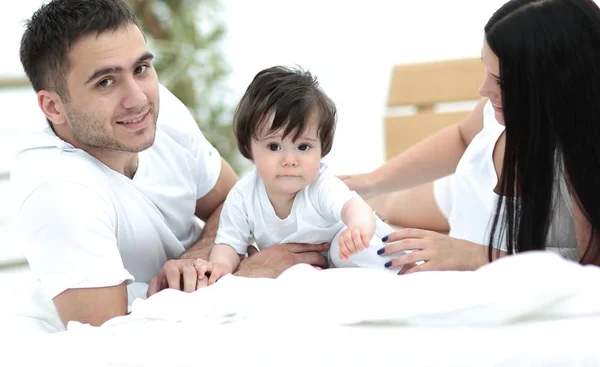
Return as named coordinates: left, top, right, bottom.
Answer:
left=306, top=165, right=321, bottom=182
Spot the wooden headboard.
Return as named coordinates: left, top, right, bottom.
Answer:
left=384, top=58, right=484, bottom=159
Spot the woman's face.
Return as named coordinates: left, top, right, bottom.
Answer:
left=479, top=40, right=504, bottom=125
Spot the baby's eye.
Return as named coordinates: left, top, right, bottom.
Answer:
left=268, top=143, right=281, bottom=151
left=298, top=144, right=311, bottom=151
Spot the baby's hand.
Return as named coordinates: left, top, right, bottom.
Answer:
left=193, top=259, right=233, bottom=287
left=338, top=227, right=374, bottom=260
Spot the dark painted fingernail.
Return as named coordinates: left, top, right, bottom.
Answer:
left=377, top=247, right=385, bottom=255
left=384, top=261, right=392, bottom=268
left=381, top=235, right=388, bottom=242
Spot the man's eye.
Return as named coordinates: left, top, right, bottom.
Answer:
left=268, top=144, right=280, bottom=151
left=135, top=65, right=148, bottom=74
left=97, top=79, right=114, bottom=88
left=298, top=144, right=311, bottom=151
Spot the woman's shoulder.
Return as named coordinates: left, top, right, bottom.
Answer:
left=457, top=98, right=488, bottom=147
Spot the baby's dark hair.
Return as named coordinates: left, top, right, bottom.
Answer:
left=233, top=66, right=337, bottom=159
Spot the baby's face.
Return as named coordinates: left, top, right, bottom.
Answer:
left=250, top=117, right=322, bottom=197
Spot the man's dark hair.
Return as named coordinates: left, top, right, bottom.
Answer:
left=20, top=0, right=139, bottom=101
left=233, top=66, right=337, bottom=159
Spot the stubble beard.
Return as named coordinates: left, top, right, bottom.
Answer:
left=67, top=104, right=160, bottom=153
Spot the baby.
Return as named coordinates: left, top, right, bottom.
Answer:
left=195, top=66, right=400, bottom=284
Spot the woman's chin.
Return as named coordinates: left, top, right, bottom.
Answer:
left=494, top=110, right=505, bottom=126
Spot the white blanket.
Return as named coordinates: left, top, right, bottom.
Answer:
left=95, top=250, right=600, bottom=328
left=4, top=251, right=600, bottom=366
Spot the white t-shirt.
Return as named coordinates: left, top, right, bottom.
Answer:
left=10, top=84, right=222, bottom=303
left=433, top=100, right=577, bottom=259
left=215, top=165, right=357, bottom=254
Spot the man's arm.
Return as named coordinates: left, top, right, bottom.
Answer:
left=15, top=182, right=132, bottom=327
left=179, top=203, right=223, bottom=261
left=53, top=283, right=128, bottom=327
left=147, top=158, right=237, bottom=295
left=234, top=243, right=331, bottom=278
left=182, top=157, right=237, bottom=259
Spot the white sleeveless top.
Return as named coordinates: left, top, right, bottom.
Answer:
left=433, top=101, right=577, bottom=260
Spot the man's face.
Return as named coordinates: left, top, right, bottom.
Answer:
left=61, top=23, right=159, bottom=153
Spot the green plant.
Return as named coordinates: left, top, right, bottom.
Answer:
left=127, top=0, right=244, bottom=172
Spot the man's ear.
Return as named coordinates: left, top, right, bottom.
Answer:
left=37, top=90, right=67, bottom=125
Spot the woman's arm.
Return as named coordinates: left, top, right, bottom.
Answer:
left=343, top=98, right=488, bottom=198
left=366, top=181, right=450, bottom=232
left=571, top=195, right=600, bottom=265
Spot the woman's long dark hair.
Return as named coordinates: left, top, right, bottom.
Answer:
left=485, top=0, right=600, bottom=264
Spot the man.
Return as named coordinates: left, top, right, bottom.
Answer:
left=13, top=0, right=329, bottom=329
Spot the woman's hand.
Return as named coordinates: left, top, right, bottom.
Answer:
left=378, top=228, right=490, bottom=274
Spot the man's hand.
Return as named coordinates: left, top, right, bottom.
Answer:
left=148, top=242, right=331, bottom=296
left=234, top=242, right=330, bottom=278
left=147, top=258, right=208, bottom=297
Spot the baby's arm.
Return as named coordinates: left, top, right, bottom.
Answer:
left=209, top=244, right=242, bottom=273
left=197, top=184, right=252, bottom=285
left=311, top=171, right=377, bottom=260
left=338, top=197, right=376, bottom=260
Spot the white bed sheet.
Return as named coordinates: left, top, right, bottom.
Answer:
left=6, top=315, right=600, bottom=366
left=3, top=251, right=600, bottom=366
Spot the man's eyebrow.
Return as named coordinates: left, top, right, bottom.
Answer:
left=85, top=52, right=154, bottom=85
left=136, top=52, right=154, bottom=65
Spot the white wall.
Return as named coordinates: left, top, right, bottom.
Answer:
left=4, top=0, right=598, bottom=264
left=0, top=0, right=511, bottom=175
left=0, top=1, right=47, bottom=173
left=221, top=0, right=509, bottom=174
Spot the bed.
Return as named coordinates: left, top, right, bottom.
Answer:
left=3, top=251, right=600, bottom=366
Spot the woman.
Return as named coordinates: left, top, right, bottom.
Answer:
left=343, top=0, right=600, bottom=273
